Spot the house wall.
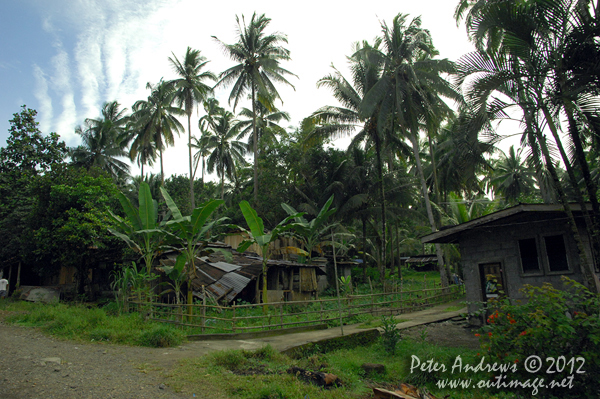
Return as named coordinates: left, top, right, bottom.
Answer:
left=460, top=216, right=590, bottom=322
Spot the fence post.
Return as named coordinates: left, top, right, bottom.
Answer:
left=201, top=285, right=206, bottom=333
left=400, top=278, right=403, bottom=312
left=424, top=274, right=427, bottom=302
left=280, top=303, right=283, bottom=330
left=319, top=300, right=323, bottom=324
left=232, top=305, right=236, bottom=333
left=368, top=277, right=374, bottom=315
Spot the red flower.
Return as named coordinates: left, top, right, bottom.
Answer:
left=488, top=332, right=493, bottom=337
left=519, top=331, right=527, bottom=336
left=514, top=359, right=519, bottom=363
left=475, top=333, right=481, bottom=337
left=510, top=319, right=516, bottom=324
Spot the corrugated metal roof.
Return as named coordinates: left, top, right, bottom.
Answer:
left=405, top=256, right=437, bottom=263
left=209, top=261, right=241, bottom=272
left=201, top=271, right=251, bottom=302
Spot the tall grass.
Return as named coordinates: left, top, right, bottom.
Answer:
left=0, top=300, right=185, bottom=347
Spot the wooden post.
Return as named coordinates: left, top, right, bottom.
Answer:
left=400, top=278, right=403, bottom=312
left=320, top=300, right=324, bottom=324
left=202, top=285, right=206, bottom=333
left=232, top=305, right=236, bottom=333
left=332, top=230, right=344, bottom=335
left=424, top=274, right=427, bottom=302
left=368, top=276, right=374, bottom=314
left=280, top=303, right=283, bottom=329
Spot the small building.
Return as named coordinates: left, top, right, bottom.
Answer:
left=159, top=248, right=327, bottom=305
left=403, top=255, right=438, bottom=272
left=421, top=203, right=599, bottom=324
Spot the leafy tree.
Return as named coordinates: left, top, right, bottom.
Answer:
left=71, top=101, right=130, bottom=181
left=169, top=47, right=216, bottom=209
left=214, top=13, right=296, bottom=204
left=26, top=166, right=125, bottom=295
left=0, top=106, right=67, bottom=279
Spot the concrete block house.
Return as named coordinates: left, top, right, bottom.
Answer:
left=421, top=204, right=599, bottom=323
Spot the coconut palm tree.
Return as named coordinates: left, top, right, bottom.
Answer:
left=169, top=47, right=216, bottom=208
left=203, top=110, right=248, bottom=199
left=358, top=14, right=459, bottom=287
left=127, top=80, right=185, bottom=185
left=71, top=101, right=130, bottom=181
left=454, top=0, right=600, bottom=290
left=489, top=146, right=537, bottom=205
left=305, top=40, right=392, bottom=279
left=237, top=100, right=290, bottom=151
left=193, top=98, right=225, bottom=186
left=213, top=13, right=296, bottom=204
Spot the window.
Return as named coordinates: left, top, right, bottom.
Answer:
left=544, top=235, right=569, bottom=272
left=519, top=238, right=541, bottom=273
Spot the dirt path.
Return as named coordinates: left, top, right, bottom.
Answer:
left=0, top=301, right=478, bottom=398
left=0, top=323, right=190, bottom=399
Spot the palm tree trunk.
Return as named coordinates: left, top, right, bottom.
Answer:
left=160, top=147, right=165, bottom=186
left=410, top=131, right=449, bottom=288
left=371, top=121, right=387, bottom=282
left=188, top=113, right=195, bottom=209
left=252, top=86, right=259, bottom=205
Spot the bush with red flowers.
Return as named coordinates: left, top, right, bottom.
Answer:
left=476, top=277, right=599, bottom=398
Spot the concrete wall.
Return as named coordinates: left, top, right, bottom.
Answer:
left=460, top=216, right=589, bottom=320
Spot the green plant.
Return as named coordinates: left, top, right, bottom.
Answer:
left=138, top=325, right=184, bottom=347
left=380, top=315, right=401, bottom=354
left=238, top=200, right=302, bottom=309
left=108, top=182, right=168, bottom=285
left=419, top=328, right=428, bottom=343
left=477, top=276, right=600, bottom=398
left=160, top=187, right=226, bottom=314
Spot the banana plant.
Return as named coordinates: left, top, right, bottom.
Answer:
left=160, top=187, right=227, bottom=310
left=157, top=254, right=187, bottom=304
left=238, top=200, right=302, bottom=309
left=281, top=194, right=337, bottom=261
left=108, top=182, right=167, bottom=278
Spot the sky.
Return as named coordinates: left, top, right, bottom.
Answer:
left=0, top=0, right=479, bottom=179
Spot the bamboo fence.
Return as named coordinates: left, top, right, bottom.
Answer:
left=127, top=284, right=464, bottom=334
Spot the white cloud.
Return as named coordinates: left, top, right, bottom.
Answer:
left=32, top=64, right=53, bottom=132
left=27, top=0, right=477, bottom=178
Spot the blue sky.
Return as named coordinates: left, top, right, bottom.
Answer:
left=0, top=0, right=477, bottom=178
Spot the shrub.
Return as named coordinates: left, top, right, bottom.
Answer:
left=477, top=276, right=600, bottom=398
left=138, top=325, right=184, bottom=348
left=380, top=315, right=401, bottom=355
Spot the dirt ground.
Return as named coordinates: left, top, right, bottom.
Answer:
left=0, top=313, right=480, bottom=399
left=401, top=318, right=481, bottom=350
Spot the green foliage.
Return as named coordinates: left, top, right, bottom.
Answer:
left=160, top=186, right=226, bottom=305
left=477, top=277, right=600, bottom=398
left=380, top=315, right=401, bottom=354
left=281, top=194, right=336, bottom=260
left=2, top=300, right=184, bottom=347
left=238, top=201, right=302, bottom=306
left=138, top=325, right=184, bottom=347
left=108, top=182, right=167, bottom=277
left=0, top=106, right=68, bottom=276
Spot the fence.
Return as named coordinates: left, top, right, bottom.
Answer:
left=127, top=283, right=464, bottom=335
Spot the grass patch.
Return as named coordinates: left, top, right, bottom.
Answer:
left=169, top=336, right=515, bottom=399
left=443, top=305, right=465, bottom=312
left=0, top=300, right=185, bottom=347
left=358, top=318, right=408, bottom=328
